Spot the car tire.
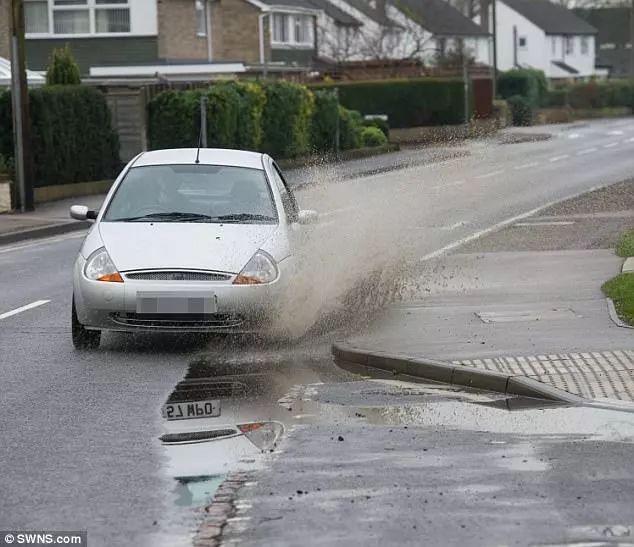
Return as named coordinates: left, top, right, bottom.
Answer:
left=72, top=298, right=101, bottom=349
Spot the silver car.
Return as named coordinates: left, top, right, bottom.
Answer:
left=69, top=148, right=317, bottom=349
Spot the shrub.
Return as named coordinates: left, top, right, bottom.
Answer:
left=564, top=81, right=634, bottom=110
left=261, top=80, right=314, bottom=158
left=147, top=90, right=198, bottom=150
left=314, top=78, right=469, bottom=128
left=310, top=89, right=339, bottom=153
left=0, top=86, right=119, bottom=187
left=46, top=45, right=81, bottom=86
left=338, top=107, right=362, bottom=150
left=360, top=126, right=387, bottom=147
left=362, top=117, right=389, bottom=139
left=0, top=153, right=8, bottom=174
left=545, top=88, right=568, bottom=107
left=202, top=85, right=240, bottom=148
left=507, top=94, right=533, bottom=126
left=231, top=81, right=266, bottom=151
left=497, top=69, right=547, bottom=107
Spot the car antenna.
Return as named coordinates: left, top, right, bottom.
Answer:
left=195, top=95, right=208, bottom=165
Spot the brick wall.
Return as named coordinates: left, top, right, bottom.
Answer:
left=210, top=0, right=269, bottom=64
left=157, top=0, right=208, bottom=61
left=1, top=0, right=10, bottom=60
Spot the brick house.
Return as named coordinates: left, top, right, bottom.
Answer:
left=14, top=0, right=320, bottom=76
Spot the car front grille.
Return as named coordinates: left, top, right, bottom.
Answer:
left=124, top=270, right=231, bottom=282
left=111, top=312, right=245, bottom=329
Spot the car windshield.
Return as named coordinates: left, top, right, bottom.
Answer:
left=103, top=164, right=278, bottom=223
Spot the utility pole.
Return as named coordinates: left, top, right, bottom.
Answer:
left=630, top=0, right=634, bottom=79
left=10, top=0, right=34, bottom=212
left=492, top=0, right=498, bottom=101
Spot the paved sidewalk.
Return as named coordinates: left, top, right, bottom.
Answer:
left=0, top=194, right=104, bottom=244
left=343, top=249, right=634, bottom=401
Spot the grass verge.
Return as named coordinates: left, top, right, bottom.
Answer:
left=602, top=273, right=634, bottom=326
left=616, top=229, right=634, bottom=258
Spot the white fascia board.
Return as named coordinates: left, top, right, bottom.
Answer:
left=89, top=63, right=246, bottom=77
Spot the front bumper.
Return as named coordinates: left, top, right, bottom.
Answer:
left=73, top=257, right=291, bottom=333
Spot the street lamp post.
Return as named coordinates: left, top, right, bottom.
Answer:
left=9, top=0, right=34, bottom=212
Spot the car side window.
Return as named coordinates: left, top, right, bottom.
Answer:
left=271, top=163, right=299, bottom=222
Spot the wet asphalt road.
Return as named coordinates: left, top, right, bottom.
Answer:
left=2, top=117, right=634, bottom=546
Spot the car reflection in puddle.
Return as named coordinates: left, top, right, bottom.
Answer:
left=159, top=357, right=295, bottom=506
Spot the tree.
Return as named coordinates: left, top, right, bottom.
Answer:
left=45, top=45, right=81, bottom=86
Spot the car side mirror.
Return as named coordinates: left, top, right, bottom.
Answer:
left=297, top=209, right=318, bottom=225
left=70, top=205, right=98, bottom=221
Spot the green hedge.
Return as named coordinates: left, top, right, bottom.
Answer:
left=147, top=90, right=198, bottom=150
left=339, top=107, right=362, bottom=150
left=507, top=95, right=533, bottom=126
left=310, top=89, right=339, bottom=153
left=498, top=69, right=547, bottom=108
left=261, top=80, right=314, bottom=158
left=232, top=81, right=266, bottom=151
left=0, top=86, right=119, bottom=187
left=360, top=126, right=387, bottom=147
left=566, top=81, right=634, bottom=110
left=314, top=78, right=469, bottom=128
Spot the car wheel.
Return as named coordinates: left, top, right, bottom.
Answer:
left=72, top=298, right=101, bottom=350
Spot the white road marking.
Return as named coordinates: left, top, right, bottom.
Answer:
left=319, top=206, right=360, bottom=217
left=607, top=130, right=624, bottom=136
left=514, top=162, right=539, bottom=170
left=567, top=133, right=581, bottom=139
left=576, top=147, right=597, bottom=156
left=440, top=221, right=468, bottom=231
left=419, top=181, right=622, bottom=262
left=475, top=170, right=504, bottom=179
left=627, top=137, right=634, bottom=143
left=548, top=154, right=569, bottom=162
left=0, top=300, right=51, bottom=320
left=514, top=221, right=576, bottom=227
left=0, top=232, right=85, bottom=255
left=604, top=142, right=619, bottom=148
left=430, top=180, right=465, bottom=190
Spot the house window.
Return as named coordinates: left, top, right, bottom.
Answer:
left=581, top=36, right=589, bottom=55
left=272, top=13, right=288, bottom=42
left=196, top=0, right=207, bottom=36
left=518, top=36, right=527, bottom=48
left=551, top=36, right=557, bottom=56
left=565, top=36, right=574, bottom=55
left=272, top=13, right=313, bottom=45
left=25, top=0, right=131, bottom=35
left=24, top=0, right=50, bottom=33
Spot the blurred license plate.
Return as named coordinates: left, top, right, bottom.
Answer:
left=137, top=292, right=217, bottom=314
left=163, top=400, right=221, bottom=421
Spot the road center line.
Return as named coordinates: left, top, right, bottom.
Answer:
left=604, top=142, right=619, bottom=148
left=514, top=162, right=539, bottom=170
left=430, top=180, right=465, bottom=190
left=576, top=147, right=597, bottom=155
left=548, top=154, right=569, bottom=162
left=0, top=300, right=51, bottom=320
left=475, top=170, right=504, bottom=179
left=514, top=221, right=576, bottom=227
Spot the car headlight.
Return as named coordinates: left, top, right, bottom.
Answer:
left=84, top=247, right=123, bottom=282
left=233, top=251, right=278, bottom=285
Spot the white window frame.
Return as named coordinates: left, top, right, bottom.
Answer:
left=271, top=11, right=314, bottom=47
left=580, top=36, right=589, bottom=55
left=195, top=0, right=207, bottom=37
left=25, top=0, right=132, bottom=38
left=565, top=35, right=574, bottom=55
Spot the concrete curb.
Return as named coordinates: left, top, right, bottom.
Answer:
left=332, top=343, right=585, bottom=404
left=0, top=220, right=88, bottom=246
left=606, top=297, right=634, bottom=330
left=622, top=257, right=634, bottom=273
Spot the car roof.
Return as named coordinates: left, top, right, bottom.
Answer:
left=132, top=148, right=266, bottom=170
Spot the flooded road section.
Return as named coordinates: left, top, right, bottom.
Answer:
left=156, top=342, right=634, bottom=546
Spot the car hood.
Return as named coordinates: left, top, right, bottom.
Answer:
left=98, top=222, right=278, bottom=273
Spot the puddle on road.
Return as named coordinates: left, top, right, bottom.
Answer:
left=158, top=351, right=634, bottom=527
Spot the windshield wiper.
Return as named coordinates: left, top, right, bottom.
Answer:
left=210, top=213, right=277, bottom=222
left=111, top=212, right=215, bottom=222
